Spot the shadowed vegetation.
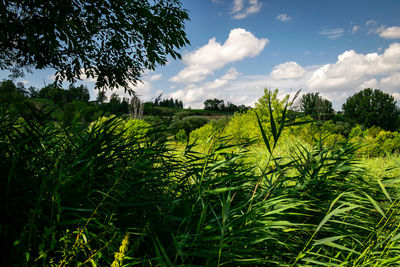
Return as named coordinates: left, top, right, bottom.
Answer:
left=1, top=90, right=400, bottom=266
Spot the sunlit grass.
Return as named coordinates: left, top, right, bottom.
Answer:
left=1, top=98, right=400, bottom=266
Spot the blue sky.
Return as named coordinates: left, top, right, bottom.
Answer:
left=2, top=0, right=400, bottom=110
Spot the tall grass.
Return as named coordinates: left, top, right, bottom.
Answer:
left=1, top=95, right=399, bottom=266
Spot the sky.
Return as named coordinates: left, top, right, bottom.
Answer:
left=2, top=0, right=400, bottom=110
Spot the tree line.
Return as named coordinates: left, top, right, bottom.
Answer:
left=203, top=98, right=250, bottom=113
left=298, top=89, right=400, bottom=131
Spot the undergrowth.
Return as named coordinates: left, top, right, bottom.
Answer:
left=1, top=93, right=400, bottom=266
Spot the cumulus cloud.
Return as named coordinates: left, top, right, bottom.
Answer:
left=168, top=68, right=240, bottom=108
left=99, top=80, right=153, bottom=101
left=379, top=26, right=400, bottom=39
left=319, top=28, right=344, bottom=39
left=20, top=80, right=30, bottom=85
left=170, top=84, right=207, bottom=108
left=149, top=73, right=162, bottom=81
left=307, top=43, right=400, bottom=91
left=170, top=28, right=268, bottom=83
left=270, top=62, right=305, bottom=80
left=231, top=0, right=262, bottom=19
left=206, top=68, right=239, bottom=89
left=358, top=78, right=378, bottom=89
left=169, top=43, right=400, bottom=110
left=380, top=72, right=400, bottom=89
left=276, top=13, right=292, bottom=22
left=392, top=93, right=400, bottom=102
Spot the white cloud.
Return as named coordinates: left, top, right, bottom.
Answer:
left=99, top=80, right=153, bottom=102
left=231, top=0, right=262, bottom=19
left=270, top=62, right=305, bottom=80
left=170, top=84, right=208, bottom=108
left=168, top=68, right=240, bottom=108
left=276, top=13, right=292, bottom=22
left=319, top=28, right=344, bottom=39
left=170, top=28, right=268, bottom=83
left=149, top=73, right=162, bottom=81
left=220, top=67, right=240, bottom=80
left=232, top=0, right=244, bottom=13
left=206, top=68, right=239, bottom=89
left=379, top=26, right=400, bottom=39
left=307, top=43, right=400, bottom=91
left=352, top=25, right=360, bottom=34
left=366, top=20, right=377, bottom=26
left=169, top=66, right=213, bottom=84
left=169, top=43, right=400, bottom=110
left=20, top=80, right=30, bottom=85
left=358, top=78, right=378, bottom=89
left=380, top=72, right=400, bottom=89
left=392, top=93, right=400, bottom=102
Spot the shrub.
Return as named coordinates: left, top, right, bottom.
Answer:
left=124, top=118, right=150, bottom=140
left=349, top=124, right=364, bottom=139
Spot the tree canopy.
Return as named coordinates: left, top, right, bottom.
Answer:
left=204, top=98, right=249, bottom=113
left=0, top=0, right=190, bottom=92
left=342, top=88, right=400, bottom=131
left=299, top=92, right=334, bottom=120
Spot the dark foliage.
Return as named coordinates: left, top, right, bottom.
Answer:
left=342, top=88, right=400, bottom=131
left=204, top=98, right=250, bottom=113
left=300, top=92, right=334, bottom=120
left=0, top=0, right=190, bottom=92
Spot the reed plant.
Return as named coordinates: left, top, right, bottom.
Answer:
left=1, top=93, right=399, bottom=266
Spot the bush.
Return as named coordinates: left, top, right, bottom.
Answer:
left=124, top=118, right=151, bottom=140
left=349, top=124, right=364, bottom=139
left=223, top=110, right=260, bottom=143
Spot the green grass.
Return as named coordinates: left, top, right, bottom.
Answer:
left=1, top=98, right=400, bottom=266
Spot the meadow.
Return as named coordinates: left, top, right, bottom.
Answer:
left=1, top=87, right=400, bottom=266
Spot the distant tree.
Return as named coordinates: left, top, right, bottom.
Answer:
left=237, top=104, right=250, bottom=113
left=154, top=94, right=162, bottom=106
left=204, top=98, right=225, bottom=111
left=158, top=97, right=183, bottom=108
left=108, top=93, right=121, bottom=114
left=69, top=84, right=90, bottom=102
left=300, top=92, right=334, bottom=120
left=0, top=0, right=190, bottom=92
left=16, top=82, right=28, bottom=96
left=342, top=88, right=400, bottom=131
left=0, top=80, right=17, bottom=95
left=27, top=86, right=39, bottom=98
left=96, top=90, right=107, bottom=104
left=38, top=84, right=72, bottom=104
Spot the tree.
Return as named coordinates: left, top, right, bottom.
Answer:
left=38, top=83, right=73, bottom=104
left=255, top=89, right=291, bottom=120
left=0, top=0, right=190, bottom=92
left=299, top=92, right=334, bottom=120
left=204, top=98, right=225, bottom=111
left=69, top=84, right=90, bottom=102
left=96, top=90, right=108, bottom=104
left=342, top=88, right=400, bottom=131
